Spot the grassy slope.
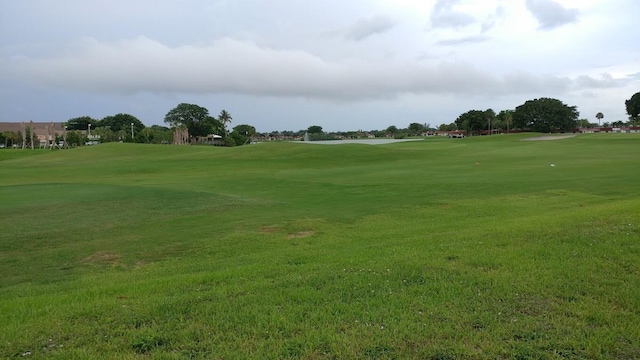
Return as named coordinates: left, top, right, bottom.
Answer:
left=0, top=134, right=639, bottom=359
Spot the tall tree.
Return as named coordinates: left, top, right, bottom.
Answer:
left=164, top=103, right=214, bottom=138
left=100, top=113, right=144, bottom=134
left=501, top=110, right=514, bottom=133
left=455, top=110, right=486, bottom=135
left=611, top=120, right=625, bottom=127
left=2, top=131, right=18, bottom=147
left=495, top=110, right=514, bottom=132
left=485, top=109, right=496, bottom=134
left=150, top=125, right=173, bottom=144
left=65, top=131, right=82, bottom=147
left=207, top=117, right=225, bottom=136
left=625, top=92, right=640, bottom=124
left=230, top=124, right=257, bottom=146
left=577, top=118, right=591, bottom=128
left=513, top=98, right=579, bottom=133
left=438, top=123, right=457, bottom=131
left=218, top=109, right=233, bottom=134
left=65, top=116, right=98, bottom=131
left=92, top=127, right=116, bottom=142
left=596, top=112, right=604, bottom=126
left=307, top=125, right=323, bottom=134
left=138, top=127, right=154, bottom=143
left=408, top=122, right=425, bottom=135
left=233, top=124, right=257, bottom=137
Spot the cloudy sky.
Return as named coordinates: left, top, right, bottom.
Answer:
left=1, top=0, right=638, bottom=132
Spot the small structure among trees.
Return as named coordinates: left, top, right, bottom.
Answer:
left=21, top=121, right=34, bottom=149
left=173, top=126, right=189, bottom=145
left=195, top=134, right=223, bottom=146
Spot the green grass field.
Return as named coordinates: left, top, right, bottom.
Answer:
left=1, top=133, right=639, bottom=359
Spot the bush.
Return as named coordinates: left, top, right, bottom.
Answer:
left=394, top=133, right=407, bottom=139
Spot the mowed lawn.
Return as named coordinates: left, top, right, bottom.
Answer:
left=0, top=133, right=638, bottom=359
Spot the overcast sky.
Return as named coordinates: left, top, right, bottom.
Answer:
left=1, top=0, right=638, bottom=132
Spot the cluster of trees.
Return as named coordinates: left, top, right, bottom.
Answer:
left=626, top=92, right=640, bottom=123
left=441, top=92, right=640, bottom=135
left=2, top=125, right=72, bottom=148
left=163, top=103, right=235, bottom=146
left=4, top=92, right=638, bottom=148
left=448, top=98, right=578, bottom=135
left=295, top=123, right=437, bottom=141
left=383, top=123, right=436, bottom=138
left=270, top=89, right=639, bottom=141
left=1, top=102, right=252, bottom=148
left=64, top=113, right=159, bottom=146
left=40, top=104, right=245, bottom=147
left=1, top=130, right=19, bottom=147
left=163, top=103, right=263, bottom=146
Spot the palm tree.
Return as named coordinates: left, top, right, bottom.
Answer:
left=596, top=112, right=604, bottom=127
left=218, top=110, right=232, bottom=135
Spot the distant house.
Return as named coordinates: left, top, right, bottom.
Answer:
left=0, top=122, right=67, bottom=147
left=610, top=126, right=640, bottom=133
left=447, top=131, right=466, bottom=138
left=195, top=134, right=223, bottom=146
left=0, top=122, right=66, bottom=135
left=480, top=129, right=501, bottom=135
left=576, top=126, right=640, bottom=134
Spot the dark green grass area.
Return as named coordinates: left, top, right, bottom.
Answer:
left=1, top=133, right=639, bottom=359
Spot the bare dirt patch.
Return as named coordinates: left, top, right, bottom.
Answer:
left=288, top=231, right=315, bottom=239
left=260, top=226, right=279, bottom=234
left=81, top=251, right=120, bottom=265
left=523, top=135, right=577, bottom=141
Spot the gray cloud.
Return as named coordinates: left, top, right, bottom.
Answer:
left=1, top=36, right=621, bottom=102
left=525, top=0, right=579, bottom=30
left=573, top=73, right=630, bottom=89
left=345, top=15, right=396, bottom=41
left=480, top=6, right=505, bottom=33
left=0, top=0, right=636, bottom=131
left=626, top=72, right=640, bottom=81
left=430, top=0, right=476, bottom=29
left=480, top=19, right=496, bottom=33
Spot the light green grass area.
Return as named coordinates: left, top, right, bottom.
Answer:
left=1, top=133, right=639, bottom=359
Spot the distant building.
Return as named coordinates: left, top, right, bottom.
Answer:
left=447, top=131, right=466, bottom=138
left=576, top=126, right=640, bottom=134
left=0, top=122, right=66, bottom=136
left=195, top=134, right=224, bottom=146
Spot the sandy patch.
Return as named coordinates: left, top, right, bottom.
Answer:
left=523, top=135, right=577, bottom=141
left=288, top=231, right=315, bottom=239
left=81, top=251, right=120, bottom=264
left=299, top=139, right=424, bottom=145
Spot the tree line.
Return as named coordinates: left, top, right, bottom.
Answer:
left=440, top=93, right=640, bottom=136
left=301, top=92, right=640, bottom=140
left=2, top=92, right=639, bottom=147
left=1, top=104, right=252, bottom=148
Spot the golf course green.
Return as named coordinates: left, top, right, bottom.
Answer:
left=1, top=133, right=638, bottom=359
